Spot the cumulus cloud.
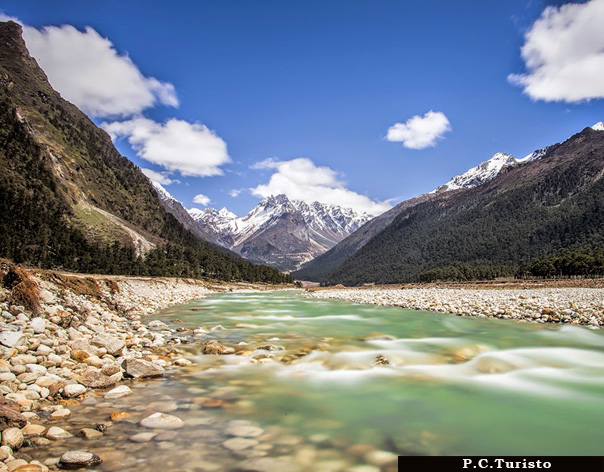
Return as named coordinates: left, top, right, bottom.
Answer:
left=140, top=168, right=178, bottom=186
left=228, top=189, right=242, bottom=197
left=251, top=157, right=390, bottom=216
left=386, top=111, right=451, bottom=149
left=509, top=0, right=604, bottom=102
left=193, top=194, right=211, bottom=206
left=103, top=117, right=231, bottom=177
left=18, top=22, right=177, bottom=117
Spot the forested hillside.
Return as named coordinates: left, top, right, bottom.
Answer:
left=0, top=21, right=291, bottom=284
left=317, top=127, right=604, bottom=285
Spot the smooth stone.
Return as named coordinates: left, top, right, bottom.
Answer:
left=13, top=465, right=44, bottom=472
left=62, top=384, right=87, bottom=398
left=46, top=426, right=73, bottom=440
left=344, top=466, right=380, bottom=472
left=0, top=332, right=27, bottom=349
left=78, top=428, right=103, bottom=440
left=21, top=424, right=46, bottom=438
left=5, top=460, right=28, bottom=472
left=104, top=385, right=132, bottom=399
left=34, top=376, right=55, bottom=388
left=129, top=432, right=156, bottom=443
left=225, top=423, right=264, bottom=438
left=121, top=359, right=164, bottom=379
left=139, top=413, right=184, bottom=429
left=0, top=445, right=11, bottom=461
left=58, top=451, right=102, bottom=469
left=50, top=408, right=71, bottom=420
left=364, top=450, right=398, bottom=467
left=29, top=318, right=45, bottom=334
left=223, top=438, right=258, bottom=451
left=1, top=428, right=24, bottom=449
left=235, top=458, right=302, bottom=472
left=0, top=372, right=17, bottom=382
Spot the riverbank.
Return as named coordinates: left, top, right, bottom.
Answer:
left=304, top=285, right=604, bottom=328
left=0, top=263, right=281, bottom=471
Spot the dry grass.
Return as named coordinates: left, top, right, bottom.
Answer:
left=43, top=272, right=103, bottom=298
left=0, top=260, right=41, bottom=313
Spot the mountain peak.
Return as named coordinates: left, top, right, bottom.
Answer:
left=435, top=152, right=517, bottom=193
left=592, top=122, right=604, bottom=131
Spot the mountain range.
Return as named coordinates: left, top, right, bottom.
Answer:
left=0, top=21, right=290, bottom=284
left=295, top=123, right=604, bottom=284
left=153, top=187, right=372, bottom=271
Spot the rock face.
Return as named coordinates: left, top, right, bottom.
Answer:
left=121, top=358, right=164, bottom=378
left=58, top=451, right=102, bottom=469
left=140, top=413, right=184, bottom=429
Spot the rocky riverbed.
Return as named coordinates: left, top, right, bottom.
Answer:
left=304, top=286, right=604, bottom=328
left=0, top=264, right=275, bottom=472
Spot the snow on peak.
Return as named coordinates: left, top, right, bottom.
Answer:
left=151, top=181, right=178, bottom=204
left=435, top=152, right=517, bottom=192
left=591, top=122, right=604, bottom=131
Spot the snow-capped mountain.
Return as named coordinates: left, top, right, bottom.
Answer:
left=592, top=122, right=604, bottom=131
left=151, top=182, right=231, bottom=246
left=187, top=195, right=373, bottom=271
left=434, top=152, right=517, bottom=193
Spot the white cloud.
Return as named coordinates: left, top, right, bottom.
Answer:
left=103, top=117, right=231, bottom=177
left=140, top=168, right=179, bottom=186
left=19, top=22, right=178, bottom=117
left=386, top=111, right=451, bottom=149
left=193, top=194, right=211, bottom=206
left=509, top=0, right=604, bottom=102
left=251, top=157, right=391, bottom=216
left=228, top=189, right=242, bottom=197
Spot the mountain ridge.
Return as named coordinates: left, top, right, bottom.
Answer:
left=0, top=20, right=290, bottom=284
left=295, top=124, right=603, bottom=283
left=309, top=126, right=604, bottom=285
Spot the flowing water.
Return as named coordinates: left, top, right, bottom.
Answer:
left=31, top=291, right=604, bottom=470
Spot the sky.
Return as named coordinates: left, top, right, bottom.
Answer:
left=2, top=0, right=604, bottom=216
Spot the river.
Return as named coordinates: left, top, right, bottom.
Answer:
left=38, top=290, right=604, bottom=471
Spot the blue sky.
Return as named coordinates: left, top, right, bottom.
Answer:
left=2, top=0, right=603, bottom=216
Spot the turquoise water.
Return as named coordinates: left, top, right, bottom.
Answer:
left=157, top=290, right=604, bottom=457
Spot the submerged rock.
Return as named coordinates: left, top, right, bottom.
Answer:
left=140, top=413, right=184, bottom=429
left=58, top=451, right=102, bottom=469
left=203, top=340, right=235, bottom=355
